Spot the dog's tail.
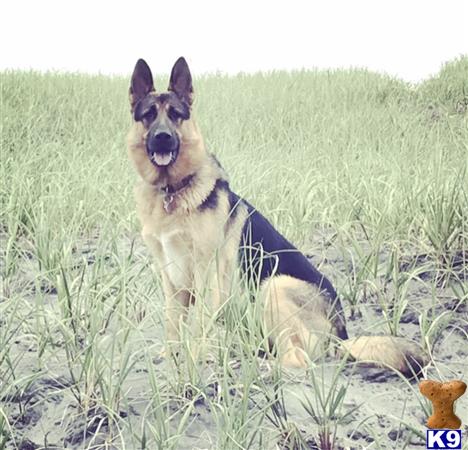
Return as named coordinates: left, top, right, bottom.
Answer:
left=339, top=335, right=426, bottom=377
left=319, top=286, right=426, bottom=377
left=324, top=289, right=426, bottom=377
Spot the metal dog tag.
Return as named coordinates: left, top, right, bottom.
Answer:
left=163, top=194, right=175, bottom=213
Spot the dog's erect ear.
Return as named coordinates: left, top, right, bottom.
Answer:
left=130, top=59, right=154, bottom=110
left=169, top=57, right=193, bottom=105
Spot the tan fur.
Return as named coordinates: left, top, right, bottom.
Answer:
left=260, top=275, right=335, bottom=368
left=257, top=276, right=426, bottom=372
left=127, top=60, right=426, bottom=375
left=341, top=336, right=424, bottom=376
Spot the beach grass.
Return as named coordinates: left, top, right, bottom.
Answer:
left=1, top=56, right=467, bottom=449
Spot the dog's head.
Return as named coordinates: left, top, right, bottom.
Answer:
left=127, top=57, right=204, bottom=184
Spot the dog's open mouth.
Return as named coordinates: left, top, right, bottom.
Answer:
left=150, top=151, right=176, bottom=167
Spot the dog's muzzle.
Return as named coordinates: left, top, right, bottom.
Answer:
left=146, top=132, right=179, bottom=167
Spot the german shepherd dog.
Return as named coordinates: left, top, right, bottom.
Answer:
left=127, top=57, right=424, bottom=375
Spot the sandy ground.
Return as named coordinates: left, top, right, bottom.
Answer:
left=2, top=231, right=467, bottom=449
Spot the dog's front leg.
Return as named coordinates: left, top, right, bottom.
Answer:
left=187, top=268, right=225, bottom=363
left=160, top=270, right=191, bottom=358
left=192, top=250, right=238, bottom=360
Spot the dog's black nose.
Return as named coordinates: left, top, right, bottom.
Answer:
left=155, top=132, right=172, bottom=142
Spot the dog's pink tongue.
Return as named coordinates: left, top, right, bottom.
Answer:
left=153, top=152, right=172, bottom=166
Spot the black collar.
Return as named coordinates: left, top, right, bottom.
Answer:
left=161, top=174, right=195, bottom=195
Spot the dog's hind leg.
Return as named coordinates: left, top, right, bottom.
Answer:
left=260, top=275, right=334, bottom=368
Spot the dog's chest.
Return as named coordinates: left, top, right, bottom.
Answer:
left=135, top=181, right=229, bottom=289
left=141, top=212, right=195, bottom=289
left=159, top=228, right=193, bottom=289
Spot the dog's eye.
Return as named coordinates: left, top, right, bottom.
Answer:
left=168, top=106, right=181, bottom=122
left=142, top=105, right=157, bottom=123
left=168, top=105, right=190, bottom=122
